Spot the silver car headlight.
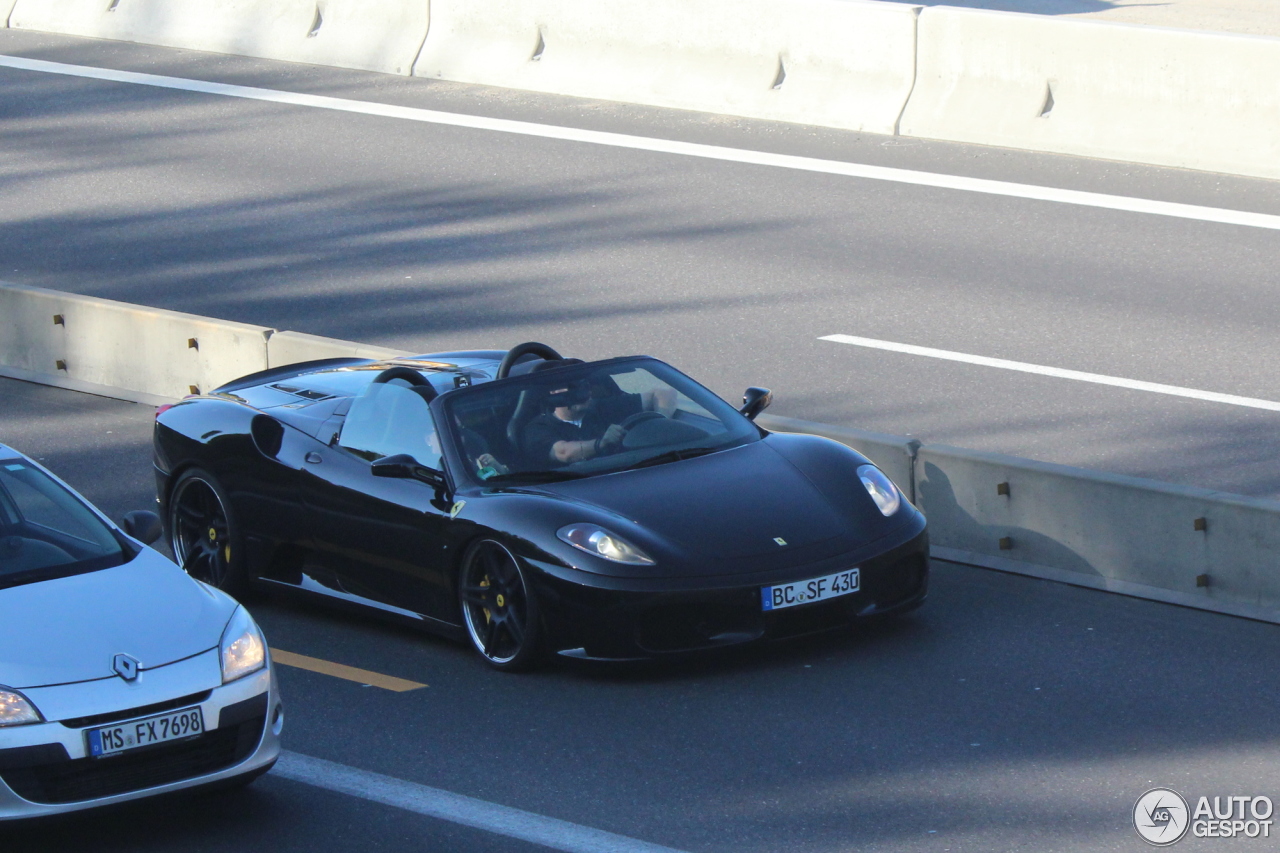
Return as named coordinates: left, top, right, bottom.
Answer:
left=220, top=606, right=267, bottom=684
left=557, top=523, right=655, bottom=565
left=0, top=687, right=42, bottom=727
left=858, top=465, right=901, bottom=516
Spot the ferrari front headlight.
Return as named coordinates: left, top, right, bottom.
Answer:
left=220, top=606, right=267, bottom=683
left=0, top=688, right=42, bottom=727
left=858, top=465, right=901, bottom=516
left=557, top=523, right=655, bottom=565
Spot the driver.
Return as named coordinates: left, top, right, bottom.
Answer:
left=523, top=378, right=674, bottom=466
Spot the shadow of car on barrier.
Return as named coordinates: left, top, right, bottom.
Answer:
left=916, top=460, right=1100, bottom=580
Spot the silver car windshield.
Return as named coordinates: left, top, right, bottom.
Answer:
left=0, top=460, right=128, bottom=588
left=441, top=358, right=759, bottom=484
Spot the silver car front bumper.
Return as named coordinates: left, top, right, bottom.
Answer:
left=0, top=649, right=282, bottom=820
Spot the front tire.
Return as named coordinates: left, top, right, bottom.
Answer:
left=458, top=539, right=544, bottom=672
left=168, top=468, right=249, bottom=597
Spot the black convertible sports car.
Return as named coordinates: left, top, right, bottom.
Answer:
left=153, top=343, right=928, bottom=670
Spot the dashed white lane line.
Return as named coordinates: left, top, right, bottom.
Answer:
left=2, top=54, right=1280, bottom=232
left=820, top=333, right=1280, bottom=412
left=274, top=751, right=690, bottom=853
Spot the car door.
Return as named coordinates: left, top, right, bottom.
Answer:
left=297, top=381, right=455, bottom=621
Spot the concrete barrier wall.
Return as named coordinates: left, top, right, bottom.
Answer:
left=415, top=0, right=920, bottom=135
left=917, top=443, right=1280, bottom=623
left=267, top=330, right=411, bottom=367
left=900, top=7, right=1280, bottom=181
left=757, top=413, right=919, bottom=503
left=9, top=0, right=429, bottom=76
left=16, top=0, right=1280, bottom=179
left=0, top=282, right=272, bottom=402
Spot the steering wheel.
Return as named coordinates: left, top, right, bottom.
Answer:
left=496, top=342, right=563, bottom=379
left=372, top=366, right=430, bottom=386
left=620, top=411, right=666, bottom=430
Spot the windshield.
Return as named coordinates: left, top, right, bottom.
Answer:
left=439, top=358, right=759, bottom=485
left=0, top=459, right=129, bottom=588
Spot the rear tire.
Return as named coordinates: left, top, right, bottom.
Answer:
left=458, top=539, right=544, bottom=672
left=168, top=468, right=249, bottom=598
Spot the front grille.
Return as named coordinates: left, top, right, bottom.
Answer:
left=865, top=553, right=927, bottom=607
left=59, top=691, right=212, bottom=730
left=766, top=594, right=861, bottom=639
left=0, top=716, right=264, bottom=805
left=636, top=594, right=763, bottom=653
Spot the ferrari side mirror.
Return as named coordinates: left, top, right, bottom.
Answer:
left=121, top=510, right=163, bottom=546
left=373, top=453, right=447, bottom=489
left=740, top=387, right=773, bottom=421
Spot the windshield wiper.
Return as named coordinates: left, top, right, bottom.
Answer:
left=482, top=470, right=588, bottom=484
left=624, top=447, right=718, bottom=471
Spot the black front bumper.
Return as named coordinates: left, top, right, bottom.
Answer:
left=532, top=526, right=929, bottom=659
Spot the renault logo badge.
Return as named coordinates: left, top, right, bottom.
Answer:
left=113, top=653, right=141, bottom=681
left=773, top=537, right=787, bottom=546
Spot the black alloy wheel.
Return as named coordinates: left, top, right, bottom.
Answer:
left=168, top=469, right=247, bottom=596
left=458, top=539, right=543, bottom=671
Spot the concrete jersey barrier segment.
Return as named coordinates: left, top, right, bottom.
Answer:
left=900, top=6, right=1280, bottom=181
left=9, top=0, right=430, bottom=76
left=917, top=443, right=1280, bottom=624
left=415, top=0, right=921, bottom=135
left=0, top=282, right=272, bottom=403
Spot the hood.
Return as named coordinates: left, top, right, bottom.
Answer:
left=538, top=440, right=861, bottom=560
left=0, top=549, right=237, bottom=689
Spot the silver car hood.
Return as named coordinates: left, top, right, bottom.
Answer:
left=0, top=548, right=237, bottom=689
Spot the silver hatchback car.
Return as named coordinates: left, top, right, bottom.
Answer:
left=0, top=444, right=282, bottom=819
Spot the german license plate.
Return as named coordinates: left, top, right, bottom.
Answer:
left=762, top=568, right=860, bottom=611
left=86, top=707, right=204, bottom=757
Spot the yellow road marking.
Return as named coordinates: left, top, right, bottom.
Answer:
left=272, top=650, right=427, bottom=692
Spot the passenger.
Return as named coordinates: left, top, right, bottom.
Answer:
left=452, top=411, right=511, bottom=479
left=473, top=452, right=510, bottom=480
left=460, top=429, right=509, bottom=479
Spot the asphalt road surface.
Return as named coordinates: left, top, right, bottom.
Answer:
left=5, top=377, right=1280, bottom=853
left=5, top=25, right=1280, bottom=851
left=2, top=30, right=1280, bottom=499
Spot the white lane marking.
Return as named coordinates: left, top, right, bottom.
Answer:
left=2, top=54, right=1279, bottom=231
left=273, top=751, right=690, bottom=853
left=820, top=333, right=1280, bottom=412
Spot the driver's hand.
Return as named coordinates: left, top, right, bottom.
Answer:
left=599, top=424, right=628, bottom=449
